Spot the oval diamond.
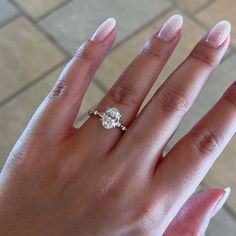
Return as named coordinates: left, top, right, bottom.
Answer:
left=101, top=108, right=121, bottom=129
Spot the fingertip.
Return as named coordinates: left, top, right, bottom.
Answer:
left=190, top=188, right=225, bottom=219
left=91, top=17, right=117, bottom=43
left=157, top=14, right=183, bottom=43
left=205, top=20, right=231, bottom=48
left=210, top=187, right=231, bottom=218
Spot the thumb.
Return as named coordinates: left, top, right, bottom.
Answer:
left=163, top=187, right=231, bottom=236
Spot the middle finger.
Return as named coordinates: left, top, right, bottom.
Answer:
left=78, top=15, right=183, bottom=156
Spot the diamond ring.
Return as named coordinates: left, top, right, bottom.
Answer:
left=88, top=107, right=127, bottom=131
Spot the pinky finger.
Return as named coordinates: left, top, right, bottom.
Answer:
left=163, top=187, right=230, bottom=236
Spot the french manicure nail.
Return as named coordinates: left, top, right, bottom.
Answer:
left=205, top=20, right=231, bottom=48
left=157, top=14, right=183, bottom=43
left=91, top=17, right=116, bottom=42
left=211, top=187, right=231, bottom=217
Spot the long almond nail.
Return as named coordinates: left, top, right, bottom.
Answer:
left=91, top=18, right=116, bottom=42
left=205, top=20, right=231, bottom=48
left=157, top=14, right=183, bottom=43
left=211, top=187, right=231, bottom=217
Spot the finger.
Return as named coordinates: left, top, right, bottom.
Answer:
left=163, top=188, right=230, bottom=236
left=152, top=80, right=236, bottom=232
left=78, top=15, right=183, bottom=155
left=118, top=20, right=231, bottom=171
left=24, top=18, right=116, bottom=141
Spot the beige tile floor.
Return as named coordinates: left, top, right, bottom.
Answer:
left=0, top=0, right=235, bottom=234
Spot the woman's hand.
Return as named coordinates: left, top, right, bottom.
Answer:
left=0, top=15, right=233, bottom=235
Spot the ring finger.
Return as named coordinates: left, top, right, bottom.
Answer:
left=78, top=15, right=183, bottom=156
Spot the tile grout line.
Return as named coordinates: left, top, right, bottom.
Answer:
left=0, top=59, right=67, bottom=108
left=171, top=0, right=236, bottom=57
left=7, top=0, right=173, bottom=54
left=224, top=204, right=236, bottom=221
left=189, top=0, right=236, bottom=54
left=0, top=0, right=72, bottom=108
left=0, top=12, right=21, bottom=29
left=93, top=78, right=108, bottom=93
left=0, top=3, right=176, bottom=108
left=112, top=4, right=176, bottom=52
left=174, top=2, right=236, bottom=63
left=9, top=0, right=72, bottom=58
left=0, top=0, right=75, bottom=108
left=193, top=0, right=216, bottom=15
left=75, top=112, right=89, bottom=125
left=36, top=0, right=75, bottom=22
left=36, top=1, right=175, bottom=54
left=178, top=6, right=210, bottom=30
left=222, top=49, right=235, bottom=63
left=11, top=0, right=175, bottom=55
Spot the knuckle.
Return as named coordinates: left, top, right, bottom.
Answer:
left=48, top=76, right=70, bottom=100
left=188, top=47, right=217, bottom=68
left=108, top=82, right=140, bottom=108
left=190, top=127, right=222, bottom=156
left=223, top=81, right=236, bottom=107
left=155, top=86, right=190, bottom=116
left=74, top=41, right=97, bottom=63
left=141, top=43, right=163, bottom=61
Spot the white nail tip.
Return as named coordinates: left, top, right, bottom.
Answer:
left=157, top=14, right=183, bottom=42
left=205, top=20, right=231, bottom=48
left=91, top=17, right=116, bottom=42
left=223, top=187, right=231, bottom=201
left=211, top=187, right=231, bottom=217
left=173, top=14, right=184, bottom=25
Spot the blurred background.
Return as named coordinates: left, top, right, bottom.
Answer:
left=0, top=0, right=235, bottom=234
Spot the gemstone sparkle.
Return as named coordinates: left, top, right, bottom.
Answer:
left=101, top=107, right=121, bottom=129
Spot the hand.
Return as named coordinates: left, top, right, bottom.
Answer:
left=0, top=15, right=233, bottom=236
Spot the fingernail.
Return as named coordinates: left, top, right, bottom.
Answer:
left=211, top=187, right=231, bottom=217
left=91, top=17, right=116, bottom=42
left=205, top=20, right=231, bottom=48
left=157, top=14, right=183, bottom=43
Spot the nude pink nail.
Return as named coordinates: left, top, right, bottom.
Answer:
left=157, top=14, right=183, bottom=43
left=91, top=18, right=116, bottom=42
left=205, top=21, right=231, bottom=48
left=211, top=187, right=231, bottom=217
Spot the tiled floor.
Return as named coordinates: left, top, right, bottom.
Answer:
left=0, top=0, right=18, bottom=26
left=0, top=0, right=235, bottom=234
left=39, top=0, right=172, bottom=54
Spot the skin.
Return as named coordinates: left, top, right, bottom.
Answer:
left=0, top=20, right=234, bottom=236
